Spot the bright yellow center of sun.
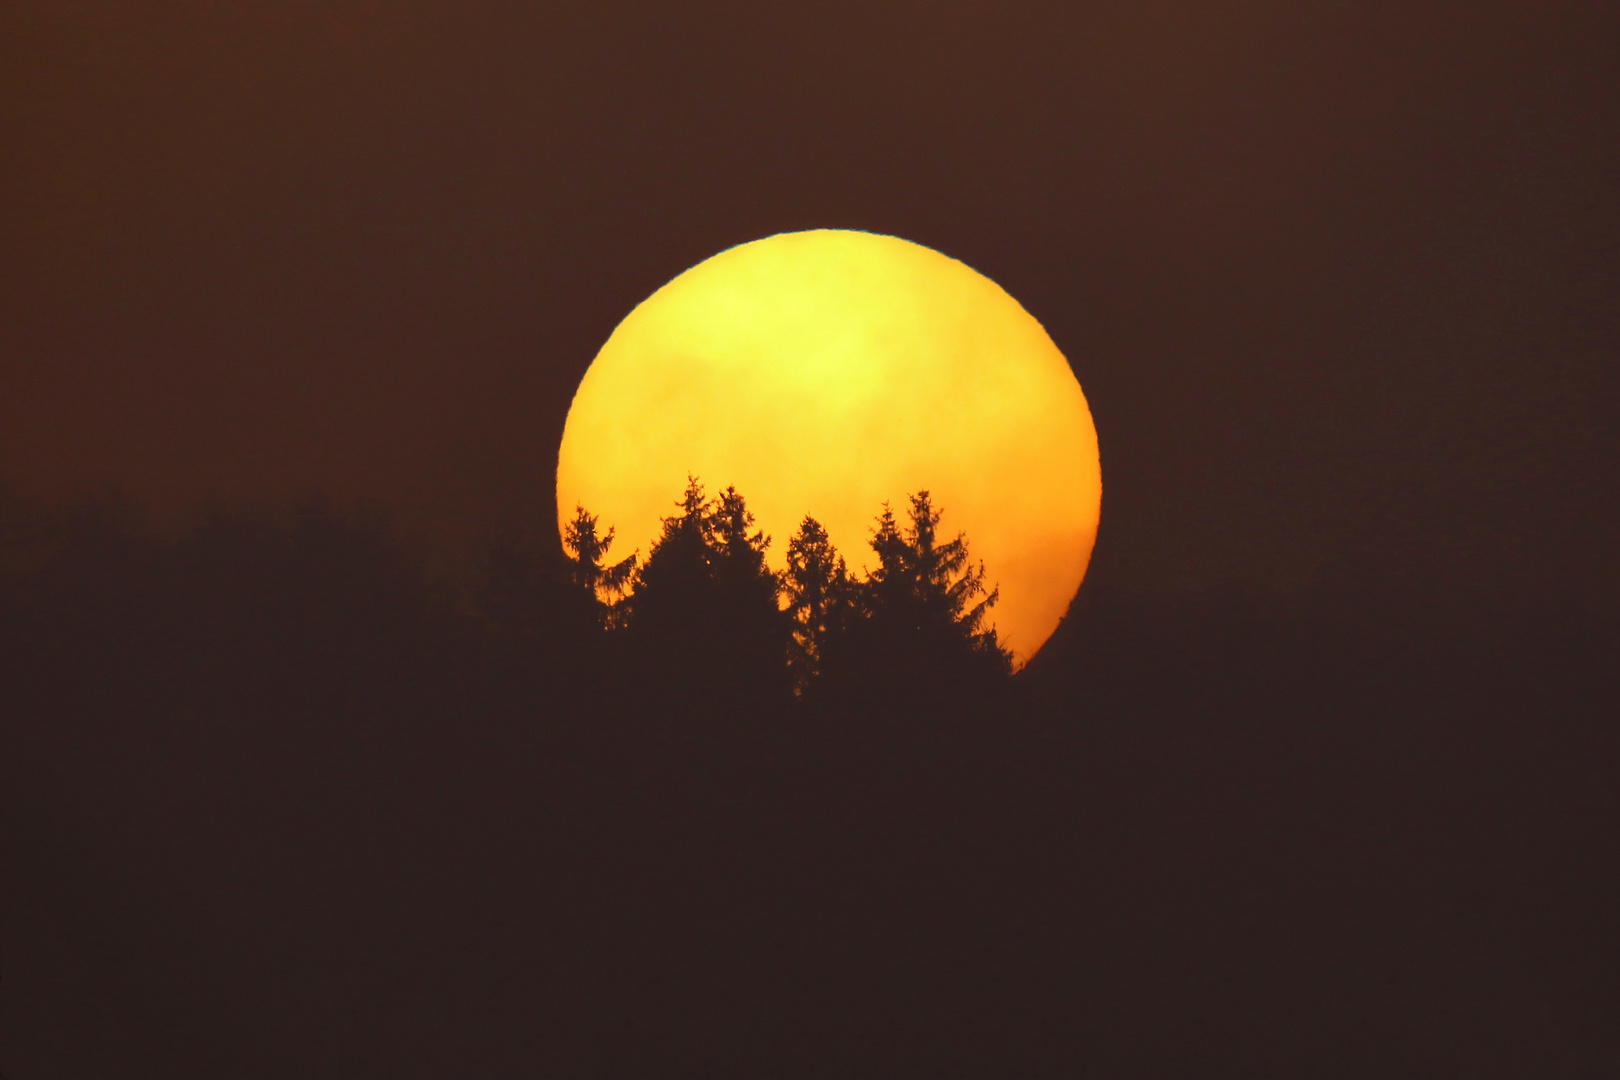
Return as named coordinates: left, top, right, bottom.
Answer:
left=556, top=229, right=1101, bottom=665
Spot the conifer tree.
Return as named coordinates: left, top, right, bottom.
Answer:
left=784, top=515, right=851, bottom=691
left=561, top=504, right=636, bottom=627
left=709, top=485, right=777, bottom=600
left=624, top=478, right=791, bottom=702
left=625, top=476, right=714, bottom=631
left=708, top=485, right=790, bottom=689
left=842, top=490, right=1012, bottom=689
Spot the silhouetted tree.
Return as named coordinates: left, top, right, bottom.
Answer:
left=823, top=491, right=1011, bottom=702
left=624, top=477, right=714, bottom=635
left=623, top=478, right=791, bottom=704
left=562, top=504, right=637, bottom=627
left=784, top=515, right=853, bottom=693
left=868, top=492, right=1002, bottom=645
left=708, top=485, right=791, bottom=660
left=473, top=506, right=631, bottom=688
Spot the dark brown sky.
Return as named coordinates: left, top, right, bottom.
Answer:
left=3, top=1, right=1615, bottom=605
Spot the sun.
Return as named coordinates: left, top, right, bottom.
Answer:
left=556, top=229, right=1101, bottom=665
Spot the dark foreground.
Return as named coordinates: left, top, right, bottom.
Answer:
left=2, top=504, right=1615, bottom=1077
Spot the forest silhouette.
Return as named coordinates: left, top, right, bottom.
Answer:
left=0, top=485, right=1615, bottom=1077
left=550, top=478, right=1012, bottom=708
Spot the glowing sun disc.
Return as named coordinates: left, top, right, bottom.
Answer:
left=556, top=229, right=1101, bottom=665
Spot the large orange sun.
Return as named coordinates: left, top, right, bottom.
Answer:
left=556, top=229, right=1101, bottom=665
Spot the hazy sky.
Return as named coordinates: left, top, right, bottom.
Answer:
left=3, top=1, right=1615, bottom=606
